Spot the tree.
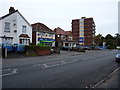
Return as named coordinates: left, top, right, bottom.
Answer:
left=105, top=34, right=116, bottom=49
left=115, top=33, right=120, bottom=46
left=94, top=34, right=104, bottom=46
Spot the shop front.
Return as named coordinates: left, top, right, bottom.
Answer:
left=38, top=38, right=55, bottom=46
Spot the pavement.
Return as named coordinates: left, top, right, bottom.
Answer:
left=5, top=50, right=99, bottom=58
left=92, top=66, right=120, bottom=89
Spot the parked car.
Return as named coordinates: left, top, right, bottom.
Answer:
left=116, top=49, right=120, bottom=62
left=13, top=44, right=25, bottom=52
left=83, top=46, right=90, bottom=50
left=62, top=46, right=72, bottom=51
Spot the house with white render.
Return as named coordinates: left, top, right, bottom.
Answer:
left=0, top=7, right=32, bottom=45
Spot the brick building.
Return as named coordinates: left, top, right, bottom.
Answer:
left=32, top=22, right=55, bottom=46
left=54, top=27, right=76, bottom=48
left=72, top=17, right=96, bottom=47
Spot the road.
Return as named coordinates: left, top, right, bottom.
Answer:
left=1, top=50, right=120, bottom=88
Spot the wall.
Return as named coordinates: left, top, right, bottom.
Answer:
left=72, top=19, right=79, bottom=42
left=17, top=12, right=32, bottom=43
left=1, top=12, right=17, bottom=44
left=0, top=20, right=2, bottom=43
left=84, top=18, right=95, bottom=46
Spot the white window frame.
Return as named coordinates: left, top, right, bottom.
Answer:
left=22, top=25, right=27, bottom=33
left=49, top=33, right=53, bottom=37
left=4, top=22, right=10, bottom=32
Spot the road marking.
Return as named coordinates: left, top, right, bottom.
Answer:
left=34, top=64, right=41, bottom=66
left=12, top=69, right=17, bottom=74
left=61, top=61, right=66, bottom=65
left=42, top=64, right=59, bottom=68
left=82, top=58, right=90, bottom=60
left=90, top=57, right=95, bottom=59
left=64, top=60, right=77, bottom=64
left=44, top=61, right=59, bottom=65
left=42, top=64, right=48, bottom=68
left=0, top=69, right=11, bottom=71
left=0, top=68, right=17, bottom=77
left=35, top=59, right=78, bottom=68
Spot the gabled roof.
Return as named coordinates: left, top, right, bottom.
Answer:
left=19, top=34, right=30, bottom=38
left=0, top=9, right=31, bottom=27
left=31, top=22, right=54, bottom=33
left=65, top=31, right=73, bottom=36
left=54, top=27, right=66, bottom=35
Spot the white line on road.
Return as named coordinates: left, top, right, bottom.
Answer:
left=90, top=57, right=95, bottom=59
left=12, top=69, right=17, bottom=74
left=0, top=68, right=17, bottom=77
left=42, top=64, right=60, bottom=68
left=64, top=60, right=77, bottom=64
left=82, top=58, right=90, bottom=60
left=61, top=61, right=66, bottom=65
left=42, top=64, right=48, bottom=68
left=0, top=69, right=12, bottom=71
left=34, top=60, right=78, bottom=69
left=43, top=61, right=59, bottom=65
left=34, top=64, right=41, bottom=66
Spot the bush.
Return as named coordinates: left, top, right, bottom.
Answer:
left=25, top=45, right=52, bottom=51
left=29, top=43, right=35, bottom=45
left=37, top=43, right=45, bottom=46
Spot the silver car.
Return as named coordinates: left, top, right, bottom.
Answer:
left=116, top=49, right=120, bottom=62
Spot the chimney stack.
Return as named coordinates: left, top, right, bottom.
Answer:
left=9, top=7, right=15, bottom=14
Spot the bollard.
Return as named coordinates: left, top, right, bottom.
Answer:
left=5, top=48, right=7, bottom=58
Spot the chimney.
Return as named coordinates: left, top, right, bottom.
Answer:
left=9, top=7, right=15, bottom=14
left=81, top=17, right=86, bottom=19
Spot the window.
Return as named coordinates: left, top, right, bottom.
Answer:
left=39, top=32, right=45, bottom=36
left=20, top=39, right=29, bottom=45
left=80, top=23, right=84, bottom=25
left=49, top=33, right=54, bottom=37
left=80, top=26, right=84, bottom=28
left=22, top=25, right=27, bottom=33
left=5, top=22, right=10, bottom=32
left=68, top=36, right=72, bottom=40
left=61, top=35, right=66, bottom=39
left=80, top=30, right=84, bottom=32
left=80, top=33, right=84, bottom=36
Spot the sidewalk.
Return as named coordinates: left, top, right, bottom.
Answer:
left=3, top=49, right=109, bottom=59
left=95, top=67, right=120, bottom=89
left=4, top=50, right=84, bottom=59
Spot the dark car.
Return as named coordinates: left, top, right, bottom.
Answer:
left=116, top=49, right=120, bottom=62
left=62, top=46, right=72, bottom=51
left=83, top=46, right=90, bottom=50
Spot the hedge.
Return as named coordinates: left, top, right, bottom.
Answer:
left=25, top=45, right=52, bottom=51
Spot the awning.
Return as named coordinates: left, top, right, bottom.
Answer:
left=19, top=34, right=30, bottom=38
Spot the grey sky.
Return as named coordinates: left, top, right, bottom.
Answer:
left=0, top=0, right=119, bottom=36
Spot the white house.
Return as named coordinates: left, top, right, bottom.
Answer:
left=0, top=7, right=32, bottom=45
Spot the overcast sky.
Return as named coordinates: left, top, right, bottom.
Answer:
left=0, top=0, right=119, bottom=36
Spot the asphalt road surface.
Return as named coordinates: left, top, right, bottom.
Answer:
left=1, top=50, right=120, bottom=88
